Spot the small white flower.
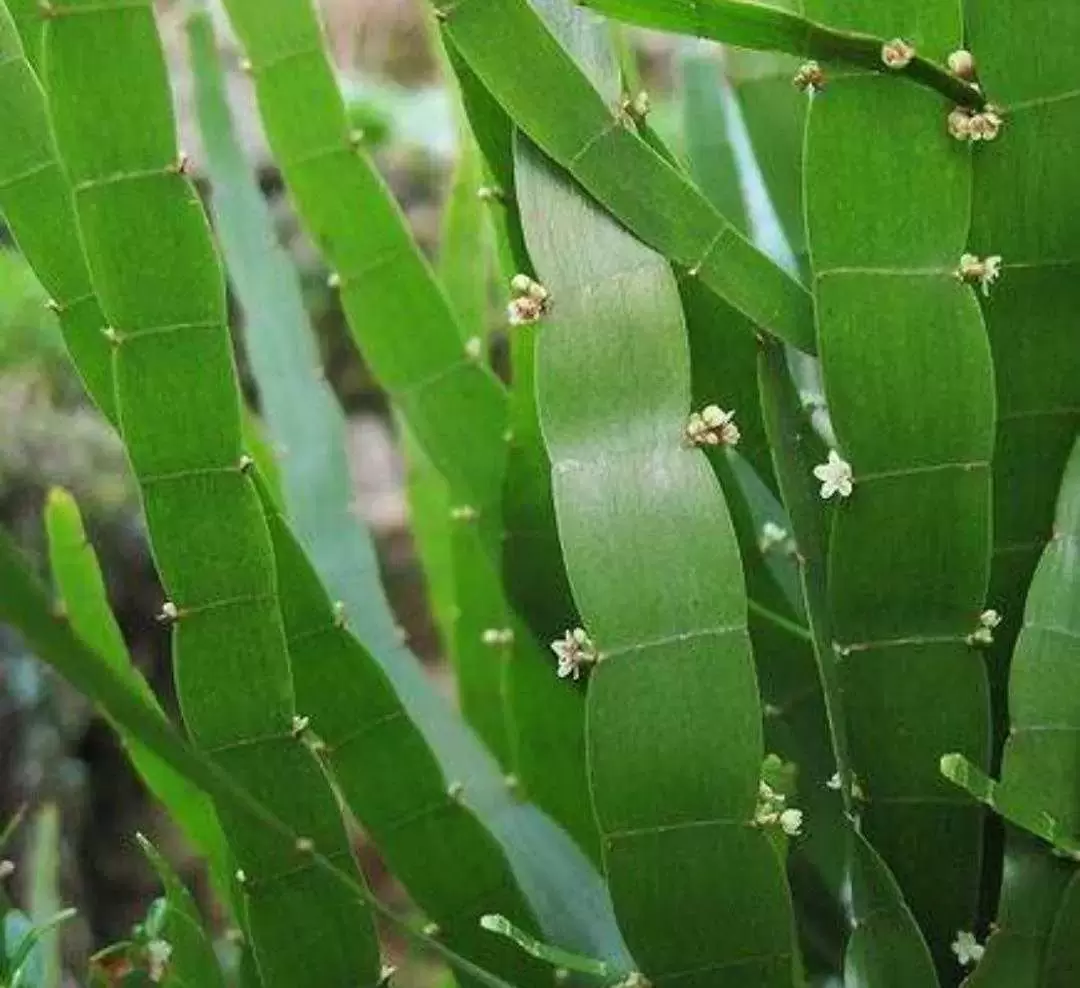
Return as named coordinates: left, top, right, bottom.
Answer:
left=685, top=405, right=740, bottom=448
left=481, top=628, right=514, bottom=647
left=813, top=450, right=854, bottom=500
left=464, top=336, right=484, bottom=361
left=969, top=106, right=1004, bottom=142
left=792, top=61, right=824, bottom=93
left=947, top=107, right=973, bottom=141
left=968, top=608, right=1002, bottom=647
left=146, top=938, right=172, bottom=983
left=550, top=627, right=598, bottom=680
left=957, top=254, right=1003, bottom=297
left=947, top=49, right=976, bottom=80
left=881, top=39, right=915, bottom=70
left=157, top=601, right=180, bottom=623
left=507, top=274, right=550, bottom=326
left=826, top=771, right=842, bottom=791
left=759, top=522, right=792, bottom=554
left=290, top=715, right=310, bottom=737
left=0, top=859, right=14, bottom=880
left=951, top=930, right=985, bottom=968
left=779, top=808, right=803, bottom=837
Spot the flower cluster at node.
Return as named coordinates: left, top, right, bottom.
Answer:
left=755, top=781, right=803, bottom=837
left=685, top=405, right=740, bottom=448
left=813, top=450, right=854, bottom=500
left=550, top=627, right=598, bottom=681
left=948, top=105, right=1004, bottom=142
left=951, top=930, right=985, bottom=968
left=507, top=274, right=550, bottom=326
left=957, top=253, right=1003, bottom=297
left=881, top=39, right=915, bottom=70
left=968, top=608, right=1002, bottom=647
left=792, top=61, right=825, bottom=93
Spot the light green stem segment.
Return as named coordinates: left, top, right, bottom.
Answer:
left=574, top=0, right=982, bottom=107
left=0, top=5, right=114, bottom=422
left=218, top=0, right=507, bottom=515
left=432, top=0, right=816, bottom=354
left=802, top=0, right=994, bottom=969
left=479, top=914, right=609, bottom=978
left=522, top=3, right=796, bottom=986
left=40, top=2, right=378, bottom=984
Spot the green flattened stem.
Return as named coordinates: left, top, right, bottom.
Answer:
left=252, top=477, right=552, bottom=988
left=521, top=3, right=796, bottom=985
left=41, top=3, right=378, bottom=984
left=189, top=10, right=625, bottom=956
left=432, top=0, right=816, bottom=353
left=966, top=0, right=1080, bottom=745
left=572, top=0, right=982, bottom=108
left=437, top=12, right=596, bottom=853
left=44, top=489, right=230, bottom=896
left=0, top=5, right=113, bottom=422
left=943, top=437, right=1080, bottom=985
left=218, top=0, right=507, bottom=514
left=802, top=1, right=994, bottom=971
left=760, top=343, right=939, bottom=986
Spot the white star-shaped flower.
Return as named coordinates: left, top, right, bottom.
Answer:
left=550, top=627, right=597, bottom=680
left=813, top=450, right=854, bottom=500
left=950, top=930, right=985, bottom=967
left=968, top=608, right=1002, bottom=646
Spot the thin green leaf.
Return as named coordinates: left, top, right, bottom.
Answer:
left=479, top=915, right=608, bottom=978
left=802, top=2, right=994, bottom=968
left=26, top=807, right=59, bottom=988
left=432, top=0, right=816, bottom=353
left=8, top=909, right=76, bottom=988
left=44, top=488, right=230, bottom=895
left=41, top=3, right=379, bottom=983
left=521, top=3, right=796, bottom=984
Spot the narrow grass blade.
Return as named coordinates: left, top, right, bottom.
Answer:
left=431, top=0, right=816, bottom=353
left=479, top=914, right=608, bottom=978
left=26, top=806, right=59, bottom=988
left=0, top=4, right=113, bottom=422
left=522, top=3, right=796, bottom=984
left=42, top=3, right=379, bottom=983
left=136, top=835, right=227, bottom=988
left=44, top=487, right=231, bottom=895
left=802, top=3, right=994, bottom=968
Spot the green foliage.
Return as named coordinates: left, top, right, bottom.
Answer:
left=0, top=0, right=1077, bottom=987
